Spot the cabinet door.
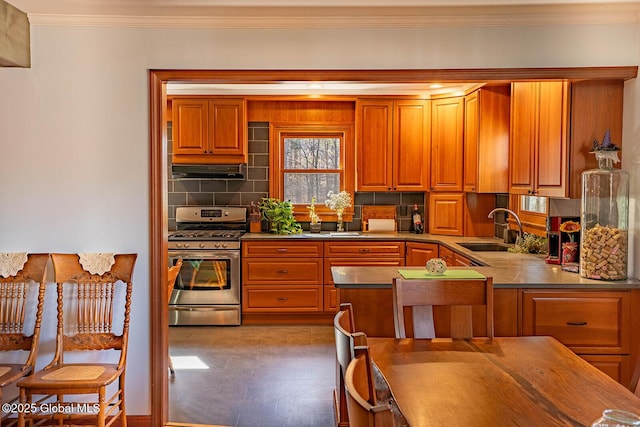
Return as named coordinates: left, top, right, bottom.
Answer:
left=509, top=82, right=537, bottom=194
left=429, top=193, right=464, bottom=236
left=453, top=253, right=472, bottom=266
left=356, top=100, right=393, bottom=191
left=209, top=99, right=246, bottom=158
left=172, top=98, right=209, bottom=156
left=393, top=100, right=430, bottom=191
left=463, top=91, right=479, bottom=192
left=438, top=245, right=455, bottom=266
left=465, top=86, right=511, bottom=193
left=535, top=81, right=569, bottom=198
left=405, top=242, right=438, bottom=266
left=431, top=97, right=464, bottom=192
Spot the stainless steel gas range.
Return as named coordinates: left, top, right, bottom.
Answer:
left=168, top=206, right=247, bottom=326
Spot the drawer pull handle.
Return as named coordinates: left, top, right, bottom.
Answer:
left=276, top=297, right=289, bottom=301
left=277, top=270, right=289, bottom=274
left=277, top=248, right=288, bottom=252
left=359, top=249, right=370, bottom=253
left=566, top=321, right=588, bottom=326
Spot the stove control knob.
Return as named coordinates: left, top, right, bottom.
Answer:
left=199, top=243, right=206, bottom=249
left=214, top=242, right=221, bottom=248
left=183, top=243, right=190, bottom=248
left=221, top=242, right=228, bottom=249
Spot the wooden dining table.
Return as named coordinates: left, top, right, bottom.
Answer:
left=367, top=336, right=640, bottom=426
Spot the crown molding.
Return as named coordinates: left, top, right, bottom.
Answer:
left=26, top=4, right=640, bottom=28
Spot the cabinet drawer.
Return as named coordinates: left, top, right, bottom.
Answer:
left=324, top=241, right=405, bottom=257
left=324, top=258, right=404, bottom=285
left=242, top=258, right=322, bottom=285
left=242, top=241, right=323, bottom=258
left=522, top=291, right=630, bottom=354
left=243, top=286, right=323, bottom=312
left=581, top=354, right=631, bottom=385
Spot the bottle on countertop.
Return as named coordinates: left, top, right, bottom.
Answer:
left=411, top=204, right=424, bottom=234
left=249, top=201, right=262, bottom=233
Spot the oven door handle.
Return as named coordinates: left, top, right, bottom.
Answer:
left=171, top=305, right=238, bottom=311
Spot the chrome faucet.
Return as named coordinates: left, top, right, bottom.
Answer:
left=488, top=208, right=524, bottom=245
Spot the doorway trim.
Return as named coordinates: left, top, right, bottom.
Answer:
left=149, top=66, right=637, bottom=425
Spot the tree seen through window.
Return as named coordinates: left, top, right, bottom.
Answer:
left=283, top=135, right=342, bottom=204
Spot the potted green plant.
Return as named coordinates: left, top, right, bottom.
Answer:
left=258, top=197, right=303, bottom=235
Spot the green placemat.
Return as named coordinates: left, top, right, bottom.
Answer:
left=397, top=269, right=486, bottom=279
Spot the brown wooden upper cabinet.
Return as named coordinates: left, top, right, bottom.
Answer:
left=356, top=99, right=430, bottom=191
left=509, top=80, right=623, bottom=199
left=171, top=97, right=247, bottom=164
left=464, top=85, right=511, bottom=193
left=430, top=96, right=464, bottom=192
left=509, top=81, right=569, bottom=198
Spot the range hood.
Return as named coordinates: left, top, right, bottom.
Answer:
left=171, top=163, right=247, bottom=180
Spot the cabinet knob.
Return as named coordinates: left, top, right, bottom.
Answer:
left=358, top=249, right=370, bottom=253
left=277, top=270, right=289, bottom=274
left=276, top=297, right=289, bottom=301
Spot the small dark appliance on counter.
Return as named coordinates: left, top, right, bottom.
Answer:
left=545, top=216, right=580, bottom=271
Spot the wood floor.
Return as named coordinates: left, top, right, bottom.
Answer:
left=168, top=325, right=336, bottom=427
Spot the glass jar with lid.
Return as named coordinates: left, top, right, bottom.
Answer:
left=580, top=135, right=629, bottom=281
left=591, top=409, right=640, bottom=427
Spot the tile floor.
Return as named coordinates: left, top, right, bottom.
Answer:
left=168, top=325, right=336, bottom=427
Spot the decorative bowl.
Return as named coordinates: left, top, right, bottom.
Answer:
left=425, top=258, right=447, bottom=275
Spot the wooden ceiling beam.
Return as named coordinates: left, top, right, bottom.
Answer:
left=0, top=0, right=30, bottom=67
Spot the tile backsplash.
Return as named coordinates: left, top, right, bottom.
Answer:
left=168, top=122, right=426, bottom=231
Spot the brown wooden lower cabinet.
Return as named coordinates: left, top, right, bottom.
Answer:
left=243, top=285, right=323, bottom=312
left=323, top=241, right=405, bottom=313
left=337, top=285, right=638, bottom=386
left=405, top=241, right=438, bottom=266
left=339, top=286, right=516, bottom=338
left=521, top=289, right=633, bottom=385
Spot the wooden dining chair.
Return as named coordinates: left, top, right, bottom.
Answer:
left=631, top=341, right=640, bottom=396
left=17, top=253, right=137, bottom=427
left=392, top=276, right=494, bottom=339
left=0, top=253, right=48, bottom=426
left=344, top=346, right=395, bottom=427
left=334, top=302, right=368, bottom=427
left=167, top=258, right=182, bottom=377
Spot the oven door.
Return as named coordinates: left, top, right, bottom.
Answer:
left=167, top=250, right=240, bottom=306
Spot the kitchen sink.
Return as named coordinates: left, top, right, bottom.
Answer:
left=457, top=242, right=511, bottom=252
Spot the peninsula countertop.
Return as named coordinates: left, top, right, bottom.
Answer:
left=241, top=231, right=640, bottom=289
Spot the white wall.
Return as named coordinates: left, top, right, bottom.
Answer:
left=0, top=21, right=638, bottom=414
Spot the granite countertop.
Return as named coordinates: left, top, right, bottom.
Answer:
left=241, top=231, right=640, bottom=289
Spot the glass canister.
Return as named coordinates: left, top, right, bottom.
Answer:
left=580, top=149, right=629, bottom=281
left=591, top=409, right=640, bottom=427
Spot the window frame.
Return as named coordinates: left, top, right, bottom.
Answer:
left=510, top=194, right=548, bottom=236
left=269, top=122, right=355, bottom=222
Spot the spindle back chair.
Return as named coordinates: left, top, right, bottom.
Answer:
left=17, top=253, right=136, bottom=427
left=0, top=253, right=48, bottom=425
